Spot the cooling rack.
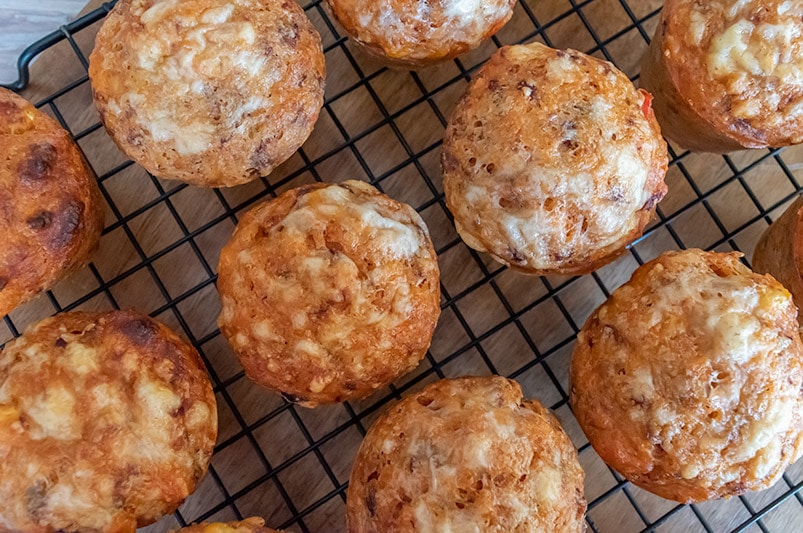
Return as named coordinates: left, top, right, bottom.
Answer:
left=2, top=0, right=803, bottom=531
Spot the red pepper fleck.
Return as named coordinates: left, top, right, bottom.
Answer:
left=639, top=89, right=654, bottom=120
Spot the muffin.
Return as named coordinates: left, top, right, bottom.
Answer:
left=570, top=249, right=803, bottom=503
left=326, top=0, right=515, bottom=68
left=89, top=0, right=325, bottom=187
left=177, top=517, right=280, bottom=533
left=753, top=195, right=803, bottom=316
left=347, top=376, right=586, bottom=532
left=217, top=180, right=440, bottom=407
left=640, top=0, right=803, bottom=152
left=0, top=310, right=218, bottom=531
left=0, top=88, right=104, bottom=317
left=442, top=43, right=668, bottom=276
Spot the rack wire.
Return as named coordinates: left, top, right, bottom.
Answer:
left=2, top=0, right=803, bottom=531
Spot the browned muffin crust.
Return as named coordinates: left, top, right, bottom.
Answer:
left=0, top=311, right=218, bottom=532
left=177, top=517, right=281, bottom=533
left=570, top=249, right=803, bottom=503
left=89, top=0, right=325, bottom=187
left=327, top=0, right=515, bottom=68
left=753, top=195, right=803, bottom=317
left=0, top=88, right=104, bottom=317
left=442, top=43, right=668, bottom=276
left=347, top=376, right=586, bottom=532
left=641, top=0, right=803, bottom=152
left=217, top=180, right=440, bottom=407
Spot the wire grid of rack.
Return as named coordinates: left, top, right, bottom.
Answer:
left=2, top=0, right=803, bottom=531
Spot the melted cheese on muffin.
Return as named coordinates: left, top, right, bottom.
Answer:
left=347, top=377, right=586, bottom=532
left=89, top=0, right=325, bottom=187
left=442, top=43, right=667, bottom=275
left=217, top=180, right=440, bottom=406
left=0, top=311, right=217, bottom=532
left=663, top=0, right=803, bottom=145
left=571, top=249, right=803, bottom=502
left=327, top=0, right=515, bottom=67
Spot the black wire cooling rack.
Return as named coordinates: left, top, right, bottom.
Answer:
left=3, top=0, right=803, bottom=531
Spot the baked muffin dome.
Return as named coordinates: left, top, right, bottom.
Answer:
left=177, top=517, right=280, bottom=533
left=217, top=180, right=440, bottom=407
left=0, top=311, right=217, bottom=532
left=347, top=376, right=586, bottom=532
left=753, top=195, right=803, bottom=318
left=570, top=249, right=803, bottom=503
left=0, top=88, right=104, bottom=317
left=641, top=0, right=803, bottom=152
left=89, top=0, right=325, bottom=187
left=326, top=0, right=515, bottom=68
left=442, top=43, right=668, bottom=276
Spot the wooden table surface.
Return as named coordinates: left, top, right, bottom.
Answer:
left=5, top=1, right=803, bottom=532
left=0, top=0, right=87, bottom=84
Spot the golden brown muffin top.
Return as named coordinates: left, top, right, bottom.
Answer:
left=347, top=376, right=586, bottom=532
left=177, top=517, right=281, bottom=533
left=89, top=0, right=325, bottom=187
left=661, top=0, right=803, bottom=147
left=0, top=311, right=217, bottom=532
left=753, top=195, right=803, bottom=314
left=327, top=0, right=515, bottom=67
left=0, top=88, right=104, bottom=317
left=217, top=180, right=440, bottom=407
left=571, top=249, right=803, bottom=503
left=442, top=43, right=667, bottom=275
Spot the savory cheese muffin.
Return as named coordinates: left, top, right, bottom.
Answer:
left=347, top=376, right=586, bottom=532
left=0, top=311, right=218, bottom=532
left=89, top=0, right=325, bottom=187
left=641, top=0, right=803, bottom=152
left=753, top=195, right=803, bottom=317
left=217, top=180, right=440, bottom=407
left=570, top=249, right=803, bottom=503
left=0, top=88, right=104, bottom=317
left=442, top=43, right=668, bottom=276
left=327, top=0, right=515, bottom=68
left=177, top=517, right=280, bottom=533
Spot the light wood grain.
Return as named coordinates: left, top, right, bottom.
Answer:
left=0, top=0, right=88, bottom=84
left=5, top=0, right=803, bottom=532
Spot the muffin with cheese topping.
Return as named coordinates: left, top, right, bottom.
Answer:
left=347, top=376, right=587, bottom=532
left=753, top=195, right=803, bottom=319
left=570, top=249, right=803, bottom=503
left=0, top=310, right=217, bottom=532
left=641, top=0, right=803, bottom=152
left=0, top=88, right=104, bottom=317
left=327, top=0, right=515, bottom=68
left=442, top=42, right=668, bottom=276
left=217, top=180, right=440, bottom=407
left=89, top=0, right=325, bottom=187
left=177, top=517, right=280, bottom=533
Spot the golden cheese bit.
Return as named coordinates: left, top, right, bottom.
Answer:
left=177, top=517, right=282, bottom=533
left=571, top=249, right=803, bottom=503
left=0, top=310, right=217, bottom=532
left=347, top=376, right=586, bottom=532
